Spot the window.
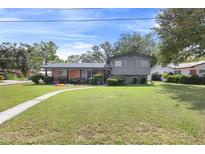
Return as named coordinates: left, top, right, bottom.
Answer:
left=136, top=60, right=142, bottom=67
left=115, top=61, right=121, bottom=67
left=115, top=60, right=127, bottom=67
left=136, top=60, right=149, bottom=67
left=121, top=60, right=127, bottom=67
left=199, top=70, right=205, bottom=74
left=57, top=70, right=66, bottom=76
left=142, top=61, right=149, bottom=67
left=174, top=70, right=181, bottom=74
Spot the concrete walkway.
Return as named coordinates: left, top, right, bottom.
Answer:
left=0, top=87, right=93, bottom=125
left=0, top=80, right=32, bottom=86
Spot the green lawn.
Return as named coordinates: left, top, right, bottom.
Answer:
left=0, top=82, right=205, bottom=144
left=0, top=83, right=79, bottom=112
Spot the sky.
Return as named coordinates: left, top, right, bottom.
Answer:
left=0, top=8, right=159, bottom=60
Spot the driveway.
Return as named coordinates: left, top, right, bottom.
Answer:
left=0, top=80, right=32, bottom=86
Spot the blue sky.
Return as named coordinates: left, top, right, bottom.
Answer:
left=0, top=8, right=159, bottom=59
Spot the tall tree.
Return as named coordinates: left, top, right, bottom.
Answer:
left=66, top=55, right=81, bottom=63
left=34, top=41, right=58, bottom=76
left=80, top=41, right=115, bottom=63
left=15, top=43, right=31, bottom=76
left=114, top=32, right=157, bottom=56
left=154, top=8, right=205, bottom=65
left=0, top=42, right=17, bottom=71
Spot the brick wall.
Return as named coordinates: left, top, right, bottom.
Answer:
left=69, top=70, right=80, bottom=79
left=51, top=69, right=57, bottom=80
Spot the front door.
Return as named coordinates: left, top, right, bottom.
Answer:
left=190, top=69, right=196, bottom=76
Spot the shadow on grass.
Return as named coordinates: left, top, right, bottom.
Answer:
left=158, top=83, right=205, bottom=111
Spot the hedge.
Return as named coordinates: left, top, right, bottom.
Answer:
left=151, top=73, right=161, bottom=81
left=31, top=74, right=44, bottom=84
left=166, top=74, right=205, bottom=85
left=43, top=76, right=54, bottom=84
left=107, top=76, right=125, bottom=86
left=31, top=74, right=53, bottom=84
left=88, top=74, right=104, bottom=85
left=140, top=77, right=147, bottom=84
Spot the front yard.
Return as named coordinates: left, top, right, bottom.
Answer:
left=0, top=83, right=79, bottom=112
left=0, top=82, right=205, bottom=144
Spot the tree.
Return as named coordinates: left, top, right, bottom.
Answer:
left=34, top=41, right=58, bottom=76
left=80, top=41, right=115, bottom=63
left=52, top=56, right=65, bottom=63
left=15, top=43, right=31, bottom=76
left=66, top=55, right=81, bottom=63
left=154, top=8, right=205, bottom=65
left=114, top=32, right=157, bottom=56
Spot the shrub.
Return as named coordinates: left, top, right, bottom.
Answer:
left=162, top=72, right=169, bottom=79
left=167, top=74, right=181, bottom=83
left=151, top=73, right=161, bottom=81
left=6, top=72, right=15, bottom=80
left=107, top=76, right=125, bottom=86
left=31, top=74, right=43, bottom=84
left=166, top=74, right=205, bottom=85
left=0, top=75, right=4, bottom=80
left=69, top=78, right=80, bottom=84
left=43, top=76, right=54, bottom=84
left=93, top=73, right=103, bottom=84
left=89, top=77, right=95, bottom=85
left=140, top=77, right=146, bottom=84
left=133, top=77, right=138, bottom=84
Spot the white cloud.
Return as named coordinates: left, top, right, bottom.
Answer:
left=48, top=34, right=98, bottom=41
left=122, top=19, right=156, bottom=33
left=57, top=42, right=93, bottom=60
left=0, top=17, right=22, bottom=21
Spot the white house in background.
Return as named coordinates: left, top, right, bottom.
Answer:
left=169, top=61, right=205, bottom=77
left=151, top=61, right=205, bottom=77
left=151, top=64, right=174, bottom=74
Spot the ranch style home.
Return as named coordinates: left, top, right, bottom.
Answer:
left=151, top=61, right=205, bottom=77
left=41, top=53, right=152, bottom=84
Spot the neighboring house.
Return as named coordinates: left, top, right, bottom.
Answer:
left=151, top=64, right=174, bottom=74
left=151, top=61, right=205, bottom=77
left=169, top=61, right=205, bottom=76
left=41, top=53, right=152, bottom=84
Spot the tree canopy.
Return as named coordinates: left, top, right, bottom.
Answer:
left=154, top=8, right=205, bottom=65
left=0, top=41, right=61, bottom=76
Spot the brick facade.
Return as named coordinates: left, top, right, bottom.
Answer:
left=51, top=69, right=57, bottom=80
left=68, top=70, right=80, bottom=79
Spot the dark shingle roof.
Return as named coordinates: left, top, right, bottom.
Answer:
left=110, top=53, right=153, bottom=60
left=42, top=63, right=110, bottom=68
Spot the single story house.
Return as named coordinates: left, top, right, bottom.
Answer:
left=151, top=64, right=174, bottom=75
left=151, top=61, right=205, bottom=77
left=41, top=53, right=152, bottom=84
left=169, top=61, right=205, bottom=76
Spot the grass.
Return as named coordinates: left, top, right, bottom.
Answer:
left=0, top=82, right=205, bottom=144
left=0, top=83, right=80, bottom=112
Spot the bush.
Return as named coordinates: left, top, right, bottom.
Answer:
left=5, top=72, right=15, bottom=80
left=162, top=72, right=169, bottom=80
left=151, top=73, right=161, bottom=81
left=133, top=77, right=138, bottom=84
left=43, top=76, right=54, bottom=84
left=107, top=76, right=125, bottom=86
left=140, top=77, right=146, bottom=84
left=69, top=78, right=80, bottom=84
left=30, top=74, right=43, bottom=84
left=166, top=74, right=205, bottom=85
left=93, top=74, right=103, bottom=84
left=89, top=77, right=95, bottom=85
left=0, top=75, right=4, bottom=80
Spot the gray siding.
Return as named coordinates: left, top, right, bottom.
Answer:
left=110, top=55, right=151, bottom=76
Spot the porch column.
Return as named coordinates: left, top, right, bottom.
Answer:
left=66, top=69, right=69, bottom=83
